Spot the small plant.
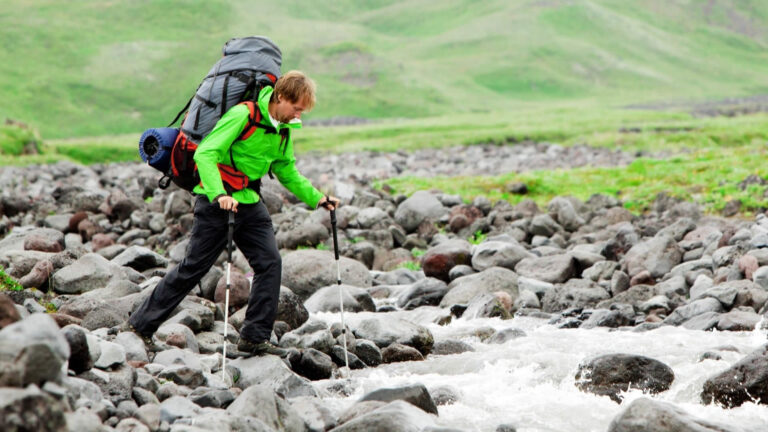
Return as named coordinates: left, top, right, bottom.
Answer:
left=315, top=243, right=329, bottom=251
left=144, top=196, right=153, bottom=203
left=0, top=267, right=23, bottom=291
left=399, top=261, right=421, bottom=271
left=349, top=236, right=365, bottom=244
left=469, top=230, right=487, bottom=245
left=411, top=248, right=426, bottom=258
left=45, top=302, right=58, bottom=313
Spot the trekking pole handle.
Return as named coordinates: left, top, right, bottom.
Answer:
left=227, top=211, right=235, bottom=262
left=330, top=209, right=340, bottom=261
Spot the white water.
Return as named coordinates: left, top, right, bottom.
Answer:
left=314, top=308, right=768, bottom=432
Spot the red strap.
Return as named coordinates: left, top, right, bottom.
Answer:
left=238, top=101, right=261, bottom=141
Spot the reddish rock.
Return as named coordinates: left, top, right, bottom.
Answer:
left=77, top=218, right=101, bottom=242
left=493, top=291, right=513, bottom=312
left=19, top=260, right=54, bottom=289
left=739, top=254, right=759, bottom=280
left=421, top=239, right=472, bottom=282
left=91, top=233, right=115, bottom=251
left=23, top=235, right=63, bottom=253
left=214, top=271, right=251, bottom=311
left=630, top=270, right=655, bottom=287
left=165, top=333, right=187, bottom=349
left=382, top=343, right=424, bottom=363
left=68, top=212, right=89, bottom=233
left=448, top=205, right=483, bottom=233
left=49, top=313, right=83, bottom=328
left=0, top=293, right=21, bottom=329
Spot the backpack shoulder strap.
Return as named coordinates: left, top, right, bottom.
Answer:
left=236, top=101, right=277, bottom=141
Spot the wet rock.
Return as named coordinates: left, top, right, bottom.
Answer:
left=608, top=397, right=736, bottom=432
left=332, top=400, right=438, bottom=432
left=354, top=339, right=383, bottom=367
left=382, top=343, right=425, bottom=363
left=701, top=343, right=768, bottom=408
left=488, top=328, right=527, bottom=344
left=716, top=310, right=761, bottom=331
left=397, top=278, right=449, bottom=309
left=276, top=286, right=309, bottom=330
left=576, top=353, right=674, bottom=402
left=360, top=383, right=438, bottom=415
left=293, top=348, right=335, bottom=380
left=354, top=316, right=433, bottom=355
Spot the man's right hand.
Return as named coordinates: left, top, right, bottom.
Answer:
left=217, top=195, right=239, bottom=212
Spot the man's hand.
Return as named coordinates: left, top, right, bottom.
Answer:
left=217, top=195, right=239, bottom=212
left=317, top=195, right=340, bottom=211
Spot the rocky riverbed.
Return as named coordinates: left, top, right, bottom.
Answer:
left=0, top=151, right=767, bottom=432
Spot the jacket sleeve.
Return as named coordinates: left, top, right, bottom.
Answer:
left=271, top=134, right=324, bottom=208
left=193, top=105, right=250, bottom=202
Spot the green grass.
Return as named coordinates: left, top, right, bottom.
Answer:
left=1, top=0, right=767, bottom=139
left=379, top=141, right=768, bottom=217
left=0, top=268, right=23, bottom=291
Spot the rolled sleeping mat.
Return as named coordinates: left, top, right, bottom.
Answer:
left=138, top=127, right=179, bottom=172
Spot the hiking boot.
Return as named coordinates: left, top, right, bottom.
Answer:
left=237, top=338, right=289, bottom=358
left=111, top=322, right=161, bottom=352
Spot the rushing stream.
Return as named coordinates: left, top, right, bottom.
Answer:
left=313, top=308, right=768, bottom=432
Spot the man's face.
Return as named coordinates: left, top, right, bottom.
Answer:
left=274, top=95, right=309, bottom=123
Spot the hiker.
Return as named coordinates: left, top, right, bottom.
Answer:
left=118, top=71, right=339, bottom=357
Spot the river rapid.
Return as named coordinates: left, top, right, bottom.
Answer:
left=314, top=307, right=768, bottom=432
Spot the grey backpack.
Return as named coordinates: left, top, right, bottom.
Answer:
left=169, top=35, right=282, bottom=144
left=158, top=36, right=282, bottom=191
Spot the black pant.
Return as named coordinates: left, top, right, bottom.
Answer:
left=130, top=195, right=281, bottom=342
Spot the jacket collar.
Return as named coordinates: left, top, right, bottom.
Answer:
left=258, top=86, right=302, bottom=130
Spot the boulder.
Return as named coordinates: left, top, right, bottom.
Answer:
left=353, top=316, right=433, bottom=355
left=440, top=267, right=518, bottom=307
left=608, top=397, right=738, bottom=432
left=394, top=191, right=448, bottom=233
left=332, top=400, right=438, bottom=432
left=701, top=343, right=768, bottom=408
left=515, top=254, right=576, bottom=284
left=421, top=239, right=472, bottom=282
left=359, top=383, right=438, bottom=415
left=622, top=235, right=683, bottom=278
left=304, top=284, right=376, bottom=313
left=0, top=385, right=68, bottom=432
left=471, top=241, right=533, bottom=272
left=575, top=353, right=674, bottom=403
left=52, top=253, right=123, bottom=294
left=0, top=314, right=70, bottom=387
left=226, top=384, right=308, bottom=432
left=282, top=250, right=371, bottom=299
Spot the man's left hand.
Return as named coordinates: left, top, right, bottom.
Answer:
left=318, top=195, right=340, bottom=211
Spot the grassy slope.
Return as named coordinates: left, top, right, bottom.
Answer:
left=0, top=0, right=766, bottom=138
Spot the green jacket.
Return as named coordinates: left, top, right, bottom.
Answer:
left=193, top=86, right=323, bottom=208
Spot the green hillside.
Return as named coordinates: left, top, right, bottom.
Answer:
left=0, top=0, right=767, bottom=139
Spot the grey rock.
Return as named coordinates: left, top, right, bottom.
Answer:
left=664, top=298, right=724, bottom=326
left=159, top=395, right=201, bottom=424
left=622, top=235, right=682, bottom=278
left=77, top=364, right=136, bottom=404
left=111, top=246, right=168, bottom=272
left=0, top=314, right=70, bottom=387
left=397, top=278, right=449, bottom=309
left=360, top=383, right=438, bottom=415
left=576, top=354, right=675, bottom=403
left=331, top=400, right=438, bottom=432
left=608, top=397, right=738, bottom=432
left=304, top=285, right=375, bottom=313
left=52, top=253, right=123, bottom=294
left=441, top=267, right=518, bottom=307
left=94, top=341, right=126, bottom=370
left=515, top=254, right=575, bottom=284
left=226, top=384, right=308, bottom=432
left=282, top=250, right=371, bottom=300
left=471, top=241, right=533, bottom=272
left=394, top=191, right=448, bottom=233
left=717, top=310, right=761, bottom=331
left=353, top=316, right=433, bottom=355
left=354, top=339, right=383, bottom=367
left=702, top=343, right=768, bottom=408
left=542, top=279, right=611, bottom=313
left=0, top=386, right=68, bottom=432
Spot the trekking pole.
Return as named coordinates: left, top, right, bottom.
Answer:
left=221, top=211, right=235, bottom=380
left=330, top=208, right=350, bottom=375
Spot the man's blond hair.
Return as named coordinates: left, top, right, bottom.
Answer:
left=273, top=70, right=316, bottom=110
